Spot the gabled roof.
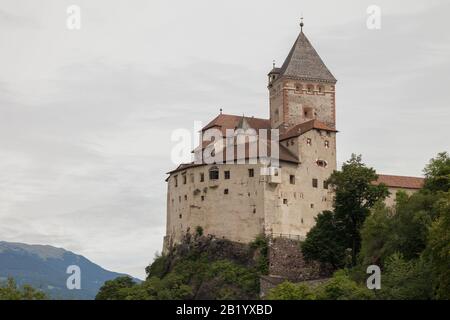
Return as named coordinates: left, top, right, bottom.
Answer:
left=167, top=141, right=299, bottom=175
left=202, top=113, right=271, bottom=135
left=279, top=31, right=336, bottom=83
left=279, top=119, right=337, bottom=141
left=374, top=174, right=425, bottom=189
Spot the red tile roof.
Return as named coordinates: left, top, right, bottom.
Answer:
left=202, top=114, right=271, bottom=135
left=280, top=119, right=337, bottom=141
left=374, top=174, right=424, bottom=189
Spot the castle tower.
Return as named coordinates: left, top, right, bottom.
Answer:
left=268, top=22, right=337, bottom=130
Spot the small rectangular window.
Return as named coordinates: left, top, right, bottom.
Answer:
left=312, top=178, right=318, bottom=188
left=310, top=203, right=314, bottom=208
left=290, top=175, right=295, bottom=184
left=324, top=140, right=330, bottom=148
left=306, top=138, right=312, bottom=146
left=184, top=195, right=187, bottom=201
left=200, top=173, right=204, bottom=182
left=248, top=168, right=254, bottom=177
left=224, top=171, right=230, bottom=179
left=201, top=195, right=205, bottom=201
left=283, top=199, right=288, bottom=205
left=174, top=175, right=178, bottom=187
left=209, top=170, right=219, bottom=180
left=323, top=181, right=329, bottom=189
left=183, top=174, right=187, bottom=184
left=224, top=189, right=229, bottom=195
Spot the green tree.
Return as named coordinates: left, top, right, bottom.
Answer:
left=301, top=211, right=348, bottom=269
left=315, top=270, right=375, bottom=300
left=302, top=154, right=389, bottom=267
left=423, top=152, right=450, bottom=192
left=145, top=252, right=168, bottom=279
left=329, top=154, right=389, bottom=265
left=0, top=278, right=47, bottom=300
left=359, top=202, right=393, bottom=266
left=377, top=253, right=433, bottom=300
left=266, top=281, right=315, bottom=300
left=360, top=192, right=435, bottom=265
left=424, top=192, right=450, bottom=299
left=95, top=276, right=137, bottom=300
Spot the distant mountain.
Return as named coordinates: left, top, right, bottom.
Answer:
left=0, top=241, right=140, bottom=299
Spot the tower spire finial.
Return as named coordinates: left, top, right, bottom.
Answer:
left=300, top=16, right=304, bottom=31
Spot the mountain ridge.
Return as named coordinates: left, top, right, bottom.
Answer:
left=0, top=241, right=140, bottom=299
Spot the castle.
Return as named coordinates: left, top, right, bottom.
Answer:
left=163, top=22, right=424, bottom=252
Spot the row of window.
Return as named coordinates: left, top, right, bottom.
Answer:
left=283, top=138, right=331, bottom=148
left=294, top=83, right=333, bottom=94
left=175, top=168, right=328, bottom=190
left=174, top=168, right=255, bottom=187
left=289, top=175, right=328, bottom=189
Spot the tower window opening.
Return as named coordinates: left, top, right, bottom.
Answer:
left=224, top=189, right=229, bottom=195
left=306, top=138, right=312, bottom=146
left=248, top=168, right=254, bottom=177
left=183, top=174, right=187, bottom=184
left=325, top=140, right=330, bottom=148
left=209, top=166, right=219, bottom=180
left=200, top=173, right=205, bottom=182
left=290, top=175, right=295, bottom=184
left=316, top=159, right=328, bottom=168
left=224, top=170, right=230, bottom=179
left=174, top=175, right=178, bottom=187
left=283, top=199, right=288, bottom=205
left=312, top=178, right=318, bottom=188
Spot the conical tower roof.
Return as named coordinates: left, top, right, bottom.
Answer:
left=279, top=31, right=336, bottom=83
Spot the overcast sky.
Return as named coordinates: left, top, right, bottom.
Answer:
left=0, top=0, right=449, bottom=279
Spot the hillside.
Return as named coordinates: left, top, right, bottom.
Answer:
left=0, top=241, right=139, bottom=299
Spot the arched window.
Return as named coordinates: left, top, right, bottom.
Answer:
left=316, top=159, right=328, bottom=168
left=307, top=85, right=314, bottom=93
left=209, top=166, right=219, bottom=180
